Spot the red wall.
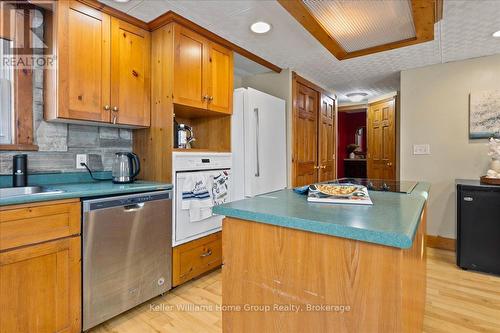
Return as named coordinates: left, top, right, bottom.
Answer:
left=337, top=111, right=367, bottom=178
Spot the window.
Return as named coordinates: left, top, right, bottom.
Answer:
left=0, top=3, right=37, bottom=151
left=0, top=38, right=14, bottom=144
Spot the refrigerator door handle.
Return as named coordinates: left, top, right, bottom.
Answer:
left=254, top=107, right=260, bottom=177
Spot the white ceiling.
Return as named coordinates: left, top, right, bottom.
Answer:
left=100, top=0, right=500, bottom=103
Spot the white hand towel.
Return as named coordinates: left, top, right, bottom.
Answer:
left=212, top=171, right=229, bottom=206
left=182, top=173, right=213, bottom=222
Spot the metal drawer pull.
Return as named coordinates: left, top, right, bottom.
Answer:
left=200, top=249, right=212, bottom=257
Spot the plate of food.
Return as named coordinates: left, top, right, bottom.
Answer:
left=309, top=184, right=360, bottom=197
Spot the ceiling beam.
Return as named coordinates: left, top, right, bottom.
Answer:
left=277, top=0, right=347, bottom=59
left=278, top=0, right=439, bottom=60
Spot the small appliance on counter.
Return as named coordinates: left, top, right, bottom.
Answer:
left=112, top=152, right=140, bottom=184
left=457, top=179, right=500, bottom=276
left=176, top=123, right=195, bottom=149
left=12, top=154, right=28, bottom=187
left=335, top=178, right=417, bottom=194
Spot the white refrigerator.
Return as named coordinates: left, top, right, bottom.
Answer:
left=232, top=87, right=287, bottom=201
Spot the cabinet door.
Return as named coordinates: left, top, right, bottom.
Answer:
left=173, top=25, right=209, bottom=110
left=111, top=18, right=151, bottom=127
left=318, top=95, right=336, bottom=182
left=58, top=1, right=111, bottom=122
left=293, top=82, right=318, bottom=187
left=367, top=98, right=396, bottom=180
left=0, top=236, right=81, bottom=333
left=207, top=43, right=233, bottom=114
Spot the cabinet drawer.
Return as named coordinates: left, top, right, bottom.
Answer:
left=0, top=199, right=81, bottom=251
left=172, top=232, right=222, bottom=286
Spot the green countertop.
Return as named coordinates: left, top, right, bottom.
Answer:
left=0, top=172, right=172, bottom=206
left=213, top=182, right=430, bottom=249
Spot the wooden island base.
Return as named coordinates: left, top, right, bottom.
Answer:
left=221, top=209, right=427, bottom=333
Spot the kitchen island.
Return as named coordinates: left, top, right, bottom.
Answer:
left=213, top=182, right=430, bottom=333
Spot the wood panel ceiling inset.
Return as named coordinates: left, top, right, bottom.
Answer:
left=278, top=0, right=440, bottom=60
left=303, top=0, right=416, bottom=53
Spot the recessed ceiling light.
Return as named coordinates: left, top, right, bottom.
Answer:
left=113, top=0, right=131, bottom=3
left=250, top=21, right=272, bottom=34
left=346, top=93, right=368, bottom=103
left=493, top=30, right=500, bottom=38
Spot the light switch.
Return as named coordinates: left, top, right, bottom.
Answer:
left=413, top=144, right=431, bottom=155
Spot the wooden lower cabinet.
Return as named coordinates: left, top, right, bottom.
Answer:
left=0, top=199, right=81, bottom=333
left=222, top=211, right=427, bottom=332
left=172, top=232, right=222, bottom=287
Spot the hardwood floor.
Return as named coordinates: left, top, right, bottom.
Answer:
left=89, top=248, right=500, bottom=333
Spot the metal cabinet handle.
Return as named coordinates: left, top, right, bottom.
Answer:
left=320, top=165, right=326, bottom=169
left=208, top=96, right=213, bottom=101
left=113, top=106, right=119, bottom=112
left=387, top=162, right=393, bottom=166
left=202, top=95, right=209, bottom=101
left=200, top=249, right=212, bottom=257
left=314, top=165, right=320, bottom=169
left=104, top=105, right=110, bottom=111
left=254, top=108, right=260, bottom=177
left=124, top=203, right=144, bottom=212
left=132, top=70, right=139, bottom=77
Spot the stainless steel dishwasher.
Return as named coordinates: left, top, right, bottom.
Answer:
left=82, top=190, right=172, bottom=331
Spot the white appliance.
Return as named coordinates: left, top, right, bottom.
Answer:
left=172, top=152, right=232, bottom=246
left=232, top=87, right=287, bottom=201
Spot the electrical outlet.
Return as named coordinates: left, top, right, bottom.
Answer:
left=413, top=144, right=431, bottom=155
left=76, top=154, right=88, bottom=169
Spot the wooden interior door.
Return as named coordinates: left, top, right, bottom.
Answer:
left=293, top=82, right=318, bottom=187
left=173, top=24, right=208, bottom=110
left=367, top=98, right=396, bottom=180
left=111, top=18, right=151, bottom=127
left=60, top=1, right=111, bottom=122
left=318, top=94, right=336, bottom=182
left=207, top=43, right=233, bottom=114
left=0, top=237, right=81, bottom=333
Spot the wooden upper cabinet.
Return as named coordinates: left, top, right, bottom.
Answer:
left=45, top=0, right=150, bottom=128
left=111, top=18, right=151, bottom=127
left=173, top=25, right=209, bottom=110
left=173, top=24, right=233, bottom=115
left=207, top=42, right=233, bottom=114
left=49, top=1, right=111, bottom=123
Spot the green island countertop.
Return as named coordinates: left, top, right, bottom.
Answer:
left=213, top=182, right=430, bottom=249
left=0, top=172, right=172, bottom=206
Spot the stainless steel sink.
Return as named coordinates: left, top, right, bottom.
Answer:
left=0, top=186, right=64, bottom=198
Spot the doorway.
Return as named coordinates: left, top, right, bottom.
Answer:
left=337, top=95, right=399, bottom=181
left=337, top=107, right=367, bottom=179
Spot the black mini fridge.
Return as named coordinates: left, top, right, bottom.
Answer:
left=457, top=180, right=500, bottom=276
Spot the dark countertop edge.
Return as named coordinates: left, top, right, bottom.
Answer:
left=0, top=183, right=173, bottom=206
left=214, top=206, right=414, bottom=249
